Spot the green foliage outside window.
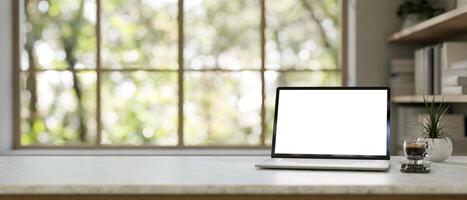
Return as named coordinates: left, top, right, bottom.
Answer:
left=20, top=0, right=341, bottom=146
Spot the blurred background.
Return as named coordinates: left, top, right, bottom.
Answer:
left=19, top=0, right=341, bottom=147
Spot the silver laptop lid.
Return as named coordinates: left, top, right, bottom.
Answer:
left=271, top=87, right=390, bottom=160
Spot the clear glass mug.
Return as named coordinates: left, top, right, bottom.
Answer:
left=403, top=140, right=432, bottom=165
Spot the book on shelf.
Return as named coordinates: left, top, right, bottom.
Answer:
left=442, top=68, right=467, bottom=77
left=414, top=48, right=423, bottom=94
left=391, top=59, right=414, bottom=73
left=434, top=44, right=442, bottom=95
left=442, top=76, right=467, bottom=86
left=451, top=60, right=467, bottom=69
left=442, top=86, right=467, bottom=95
left=415, top=46, right=435, bottom=95
left=412, top=42, right=467, bottom=95
left=391, top=87, right=415, bottom=95
left=442, top=42, right=467, bottom=69
left=390, top=79, right=415, bottom=95
left=390, top=58, right=414, bottom=95
left=390, top=81, right=414, bottom=95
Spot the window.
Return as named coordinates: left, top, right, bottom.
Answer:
left=15, top=0, right=342, bottom=148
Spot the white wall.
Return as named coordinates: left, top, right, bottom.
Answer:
left=347, top=0, right=417, bottom=86
left=0, top=0, right=13, bottom=151
left=346, top=0, right=418, bottom=155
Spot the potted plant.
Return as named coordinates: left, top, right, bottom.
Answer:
left=417, top=96, right=453, bottom=162
left=397, top=0, right=445, bottom=29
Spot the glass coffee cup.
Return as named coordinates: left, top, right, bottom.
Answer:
left=403, top=140, right=432, bottom=165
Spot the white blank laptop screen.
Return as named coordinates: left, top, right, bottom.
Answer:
left=274, top=89, right=388, bottom=156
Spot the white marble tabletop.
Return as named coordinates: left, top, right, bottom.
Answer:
left=0, top=156, right=466, bottom=195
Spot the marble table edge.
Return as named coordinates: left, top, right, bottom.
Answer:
left=0, top=185, right=466, bottom=195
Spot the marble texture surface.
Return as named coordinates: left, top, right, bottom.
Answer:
left=0, top=156, right=466, bottom=194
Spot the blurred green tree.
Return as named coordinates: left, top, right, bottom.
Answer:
left=21, top=0, right=341, bottom=146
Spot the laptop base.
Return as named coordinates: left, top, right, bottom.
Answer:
left=256, top=158, right=390, bottom=171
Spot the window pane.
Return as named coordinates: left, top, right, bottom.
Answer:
left=19, top=0, right=343, bottom=148
left=24, top=0, right=97, bottom=70
left=266, top=0, right=340, bottom=70
left=184, top=72, right=262, bottom=145
left=185, top=0, right=261, bottom=70
left=101, top=71, right=178, bottom=145
left=20, top=71, right=97, bottom=145
left=101, top=0, right=178, bottom=69
left=264, top=71, right=341, bottom=144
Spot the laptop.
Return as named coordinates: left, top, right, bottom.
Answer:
left=256, top=87, right=390, bottom=171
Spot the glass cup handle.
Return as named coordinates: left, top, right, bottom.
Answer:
left=426, top=146, right=433, bottom=157
left=424, top=146, right=433, bottom=164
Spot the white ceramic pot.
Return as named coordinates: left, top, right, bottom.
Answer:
left=418, top=137, right=453, bottom=162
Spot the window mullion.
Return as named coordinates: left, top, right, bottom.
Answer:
left=260, top=0, right=266, bottom=146
left=177, top=0, right=185, bottom=147
left=96, top=0, right=102, bottom=146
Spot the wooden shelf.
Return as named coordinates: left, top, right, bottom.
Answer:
left=388, top=6, right=467, bottom=43
left=392, top=95, right=467, bottom=103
